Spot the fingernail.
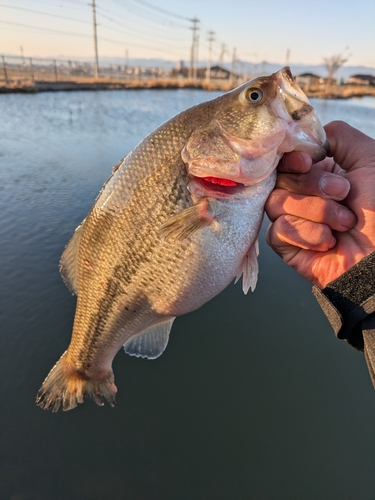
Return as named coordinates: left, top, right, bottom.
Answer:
left=320, top=175, right=350, bottom=198
left=339, top=206, right=356, bottom=229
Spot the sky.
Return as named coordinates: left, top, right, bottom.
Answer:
left=0, top=0, right=374, bottom=67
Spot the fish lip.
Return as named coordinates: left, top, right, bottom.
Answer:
left=322, top=139, right=330, bottom=158
left=312, top=143, right=328, bottom=163
left=275, top=66, right=310, bottom=105
left=290, top=135, right=328, bottom=164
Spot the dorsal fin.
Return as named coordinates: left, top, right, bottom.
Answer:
left=123, top=318, right=175, bottom=359
left=234, top=240, right=259, bottom=294
left=59, top=223, right=84, bottom=295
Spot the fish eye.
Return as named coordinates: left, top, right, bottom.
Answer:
left=244, top=87, right=263, bottom=104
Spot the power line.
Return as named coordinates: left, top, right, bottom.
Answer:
left=16, top=0, right=88, bottom=7
left=0, top=20, right=91, bottom=37
left=0, top=18, right=186, bottom=57
left=96, top=3, right=188, bottom=33
left=47, top=0, right=88, bottom=5
left=99, top=22, right=188, bottom=46
left=55, top=0, right=88, bottom=5
left=99, top=35, right=184, bottom=56
left=0, top=2, right=188, bottom=43
left=0, top=0, right=232, bottom=67
left=108, top=0, right=189, bottom=29
left=0, top=4, right=91, bottom=24
left=97, top=10, right=187, bottom=43
left=129, top=0, right=191, bottom=21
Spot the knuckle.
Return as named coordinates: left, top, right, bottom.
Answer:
left=265, top=189, right=285, bottom=220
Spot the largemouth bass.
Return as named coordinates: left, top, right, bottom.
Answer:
left=37, top=67, right=327, bottom=411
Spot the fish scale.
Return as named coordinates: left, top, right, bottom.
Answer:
left=36, top=67, right=327, bottom=411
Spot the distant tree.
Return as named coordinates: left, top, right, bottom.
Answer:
left=323, top=50, right=350, bottom=90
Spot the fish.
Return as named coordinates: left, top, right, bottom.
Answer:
left=36, top=67, right=327, bottom=412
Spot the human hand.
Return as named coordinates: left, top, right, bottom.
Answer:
left=265, top=121, right=375, bottom=289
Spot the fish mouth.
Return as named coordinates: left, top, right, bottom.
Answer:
left=191, top=175, right=246, bottom=196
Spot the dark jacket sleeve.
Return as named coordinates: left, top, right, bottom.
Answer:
left=312, top=252, right=375, bottom=387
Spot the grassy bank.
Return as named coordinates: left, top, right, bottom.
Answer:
left=0, top=78, right=233, bottom=94
left=1, top=77, right=375, bottom=99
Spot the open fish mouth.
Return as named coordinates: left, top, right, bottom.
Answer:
left=192, top=175, right=246, bottom=196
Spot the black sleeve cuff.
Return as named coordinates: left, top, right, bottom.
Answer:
left=312, top=252, right=375, bottom=351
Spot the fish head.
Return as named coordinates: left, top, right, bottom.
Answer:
left=183, top=66, right=327, bottom=197
left=268, top=66, right=327, bottom=160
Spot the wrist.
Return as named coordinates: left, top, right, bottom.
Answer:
left=312, top=252, right=375, bottom=350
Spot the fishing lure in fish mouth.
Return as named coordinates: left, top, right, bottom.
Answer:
left=190, top=175, right=244, bottom=197
left=36, top=67, right=327, bottom=412
left=202, top=176, right=239, bottom=187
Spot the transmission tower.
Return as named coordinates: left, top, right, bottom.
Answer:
left=91, top=0, right=99, bottom=79
left=206, top=31, right=215, bottom=82
left=189, top=17, right=199, bottom=80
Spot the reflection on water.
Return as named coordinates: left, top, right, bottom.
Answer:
left=1, top=90, right=375, bottom=500
left=311, top=96, right=375, bottom=134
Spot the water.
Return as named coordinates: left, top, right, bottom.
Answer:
left=1, top=89, right=375, bottom=500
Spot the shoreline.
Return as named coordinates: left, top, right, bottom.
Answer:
left=1, top=78, right=375, bottom=99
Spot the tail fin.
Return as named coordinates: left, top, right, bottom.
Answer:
left=36, top=351, right=117, bottom=412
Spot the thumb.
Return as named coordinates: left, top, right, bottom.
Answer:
left=325, top=121, right=375, bottom=172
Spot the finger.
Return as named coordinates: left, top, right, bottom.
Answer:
left=278, top=151, right=312, bottom=173
left=274, top=169, right=351, bottom=200
left=309, top=157, right=343, bottom=174
left=265, top=190, right=357, bottom=231
left=325, top=121, right=375, bottom=172
left=266, top=216, right=336, bottom=256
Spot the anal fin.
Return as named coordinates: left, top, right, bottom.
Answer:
left=59, top=222, right=85, bottom=295
left=234, top=240, right=259, bottom=294
left=123, top=317, right=175, bottom=359
left=158, top=200, right=215, bottom=241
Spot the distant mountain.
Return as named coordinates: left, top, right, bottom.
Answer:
left=95, top=57, right=375, bottom=80
left=83, top=57, right=375, bottom=79
left=233, top=61, right=375, bottom=80
left=6, top=53, right=375, bottom=80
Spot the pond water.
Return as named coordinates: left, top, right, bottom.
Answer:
left=1, top=89, right=375, bottom=500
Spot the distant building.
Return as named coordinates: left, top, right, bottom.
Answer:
left=172, top=63, right=237, bottom=81
left=348, top=74, right=375, bottom=85
left=296, top=73, right=323, bottom=90
left=177, top=60, right=185, bottom=72
left=193, top=65, right=232, bottom=80
left=205, top=65, right=231, bottom=80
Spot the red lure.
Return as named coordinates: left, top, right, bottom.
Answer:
left=202, top=176, right=238, bottom=187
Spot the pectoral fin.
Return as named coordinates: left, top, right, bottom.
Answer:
left=234, top=240, right=259, bottom=294
left=123, top=318, right=175, bottom=359
left=59, top=222, right=85, bottom=295
left=158, top=199, right=215, bottom=241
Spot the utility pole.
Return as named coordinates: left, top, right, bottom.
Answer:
left=193, top=34, right=199, bottom=80
left=29, top=57, right=35, bottom=83
left=2, top=56, right=9, bottom=85
left=124, top=49, right=129, bottom=79
left=206, top=31, right=214, bottom=82
left=189, top=17, right=199, bottom=80
left=91, top=0, right=99, bottom=79
left=20, top=46, right=25, bottom=66
left=218, top=43, right=226, bottom=66
left=285, top=48, right=290, bottom=67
